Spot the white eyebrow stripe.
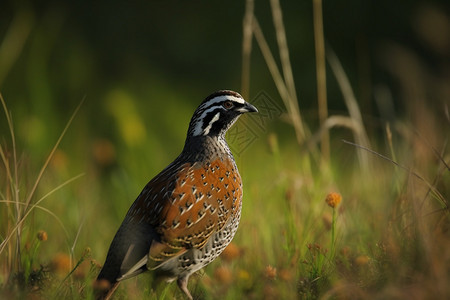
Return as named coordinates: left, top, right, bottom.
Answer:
left=203, top=112, right=220, bottom=135
left=199, top=95, right=245, bottom=110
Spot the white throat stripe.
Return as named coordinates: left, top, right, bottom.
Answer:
left=192, top=106, right=221, bottom=136
left=203, top=112, right=220, bottom=135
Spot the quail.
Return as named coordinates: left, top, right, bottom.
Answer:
left=96, top=90, right=258, bottom=299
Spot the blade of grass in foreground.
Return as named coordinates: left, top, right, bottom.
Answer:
left=24, top=97, right=84, bottom=211
left=0, top=173, right=85, bottom=255
left=0, top=94, right=85, bottom=279
left=342, top=139, right=447, bottom=208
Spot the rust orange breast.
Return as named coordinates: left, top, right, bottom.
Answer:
left=160, top=157, right=242, bottom=248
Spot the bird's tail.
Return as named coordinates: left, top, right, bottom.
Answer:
left=94, top=219, right=156, bottom=299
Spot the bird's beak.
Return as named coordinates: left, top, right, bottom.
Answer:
left=237, top=102, right=258, bottom=113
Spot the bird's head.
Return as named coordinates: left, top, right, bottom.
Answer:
left=187, top=90, right=258, bottom=139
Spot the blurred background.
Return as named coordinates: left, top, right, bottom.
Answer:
left=2, top=0, right=448, bottom=141
left=1, top=0, right=449, bottom=299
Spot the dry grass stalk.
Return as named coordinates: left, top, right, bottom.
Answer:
left=269, top=0, right=306, bottom=145
left=306, top=115, right=363, bottom=152
left=0, top=93, right=21, bottom=273
left=241, top=0, right=254, bottom=100
left=326, top=49, right=371, bottom=173
left=252, top=19, right=306, bottom=145
left=0, top=94, right=84, bottom=282
left=242, top=0, right=307, bottom=146
left=312, top=0, right=329, bottom=162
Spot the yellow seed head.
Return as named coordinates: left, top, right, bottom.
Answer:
left=238, top=269, right=250, bottom=281
left=325, top=192, right=342, bottom=208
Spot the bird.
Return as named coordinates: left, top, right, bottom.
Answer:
left=95, top=90, right=258, bottom=299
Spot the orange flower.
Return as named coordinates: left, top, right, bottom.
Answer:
left=51, top=253, right=71, bottom=275
left=279, top=268, right=293, bottom=282
left=325, top=192, right=342, bottom=208
left=92, top=139, right=116, bottom=166
left=264, top=265, right=277, bottom=280
left=355, top=255, right=370, bottom=266
left=220, top=242, right=241, bottom=262
left=214, top=266, right=233, bottom=284
left=93, top=279, right=112, bottom=292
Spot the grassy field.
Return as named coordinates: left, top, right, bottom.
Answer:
left=1, top=89, right=448, bottom=300
left=1, top=1, right=449, bottom=299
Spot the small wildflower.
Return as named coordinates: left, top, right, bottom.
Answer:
left=220, top=242, right=241, bottom=262
left=325, top=192, right=342, bottom=208
left=279, top=268, right=293, bottom=282
left=37, top=230, right=48, bottom=242
left=264, top=265, right=277, bottom=280
left=82, top=247, right=91, bottom=257
left=355, top=255, right=370, bottom=266
left=91, top=259, right=103, bottom=270
left=238, top=269, right=250, bottom=281
left=93, top=279, right=112, bottom=292
left=51, top=253, right=71, bottom=275
left=214, top=266, right=233, bottom=285
left=92, top=138, right=116, bottom=167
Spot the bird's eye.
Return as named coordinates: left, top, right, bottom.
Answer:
left=223, top=100, right=233, bottom=109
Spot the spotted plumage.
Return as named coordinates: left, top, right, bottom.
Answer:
left=96, top=90, right=257, bottom=299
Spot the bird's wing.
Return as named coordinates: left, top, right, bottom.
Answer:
left=147, top=158, right=242, bottom=269
left=116, top=158, right=242, bottom=272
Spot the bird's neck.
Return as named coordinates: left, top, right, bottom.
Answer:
left=182, top=135, right=233, bottom=162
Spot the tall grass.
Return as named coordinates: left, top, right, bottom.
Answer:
left=239, top=0, right=449, bottom=299
left=0, top=94, right=85, bottom=295
left=312, top=0, right=329, bottom=162
left=0, top=1, right=448, bottom=299
left=243, top=0, right=306, bottom=147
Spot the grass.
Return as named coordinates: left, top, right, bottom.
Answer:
left=1, top=1, right=450, bottom=300
left=0, top=94, right=89, bottom=297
